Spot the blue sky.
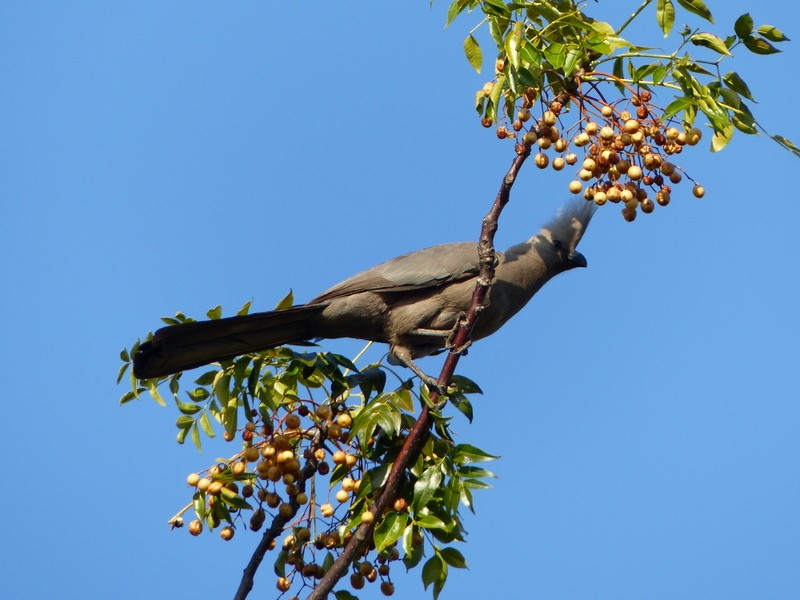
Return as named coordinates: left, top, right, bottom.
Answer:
left=1, top=2, right=798, bottom=599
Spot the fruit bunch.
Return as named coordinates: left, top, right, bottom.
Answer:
left=176, top=398, right=404, bottom=597
left=484, top=83, right=706, bottom=221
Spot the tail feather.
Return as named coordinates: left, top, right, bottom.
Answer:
left=133, top=304, right=326, bottom=379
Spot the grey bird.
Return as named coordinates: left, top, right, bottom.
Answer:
left=133, top=202, right=595, bottom=381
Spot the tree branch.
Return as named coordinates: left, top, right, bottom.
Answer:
left=305, top=147, right=531, bottom=600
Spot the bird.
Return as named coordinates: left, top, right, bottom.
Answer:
left=133, top=202, right=595, bottom=382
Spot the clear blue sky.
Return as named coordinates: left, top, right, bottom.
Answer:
left=1, top=2, right=798, bottom=599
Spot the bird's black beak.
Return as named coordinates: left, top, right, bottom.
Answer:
left=569, top=250, right=587, bottom=268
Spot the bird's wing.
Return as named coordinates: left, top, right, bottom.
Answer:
left=311, top=242, right=490, bottom=302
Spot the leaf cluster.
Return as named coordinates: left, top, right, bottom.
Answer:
left=444, top=0, right=796, bottom=156
left=120, top=302, right=496, bottom=599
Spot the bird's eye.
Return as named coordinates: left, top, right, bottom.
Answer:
left=552, top=239, right=564, bottom=251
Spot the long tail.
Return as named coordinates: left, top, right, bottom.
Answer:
left=133, top=304, right=327, bottom=379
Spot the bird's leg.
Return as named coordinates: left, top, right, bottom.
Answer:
left=390, top=346, right=448, bottom=395
left=444, top=312, right=473, bottom=355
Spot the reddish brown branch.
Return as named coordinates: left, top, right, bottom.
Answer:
left=304, top=147, right=531, bottom=600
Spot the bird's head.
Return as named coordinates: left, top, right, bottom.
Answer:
left=535, top=201, right=596, bottom=271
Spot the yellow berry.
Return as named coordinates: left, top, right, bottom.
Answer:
left=189, top=519, right=203, bottom=536
left=693, top=184, right=705, bottom=198
left=627, top=165, right=643, bottom=180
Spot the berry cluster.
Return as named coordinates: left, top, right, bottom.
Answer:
left=178, top=400, right=402, bottom=598
left=484, top=84, right=706, bottom=221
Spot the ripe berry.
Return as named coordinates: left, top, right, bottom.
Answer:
left=552, top=157, right=565, bottom=171
left=189, top=519, right=203, bottom=536
left=336, top=489, right=350, bottom=503
left=220, top=526, right=234, bottom=541
left=361, top=510, right=375, bottom=524
left=187, top=473, right=200, bottom=487
left=350, top=573, right=365, bottom=590
left=627, top=165, right=643, bottom=180
left=569, top=180, right=583, bottom=194
left=285, top=413, right=301, bottom=429
left=381, top=582, right=396, bottom=596
left=534, top=153, right=549, bottom=169
left=692, top=184, right=705, bottom=198
left=574, top=132, right=591, bottom=146
left=624, top=119, right=640, bottom=134
left=276, top=577, right=291, bottom=592
left=601, top=105, right=613, bottom=117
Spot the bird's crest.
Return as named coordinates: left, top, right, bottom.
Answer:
left=540, top=200, right=596, bottom=250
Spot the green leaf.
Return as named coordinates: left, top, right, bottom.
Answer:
left=220, top=487, right=253, bottom=510
left=206, top=305, right=222, bottom=320
left=731, top=106, right=758, bottom=135
left=236, top=300, right=252, bottom=316
left=463, top=34, right=482, bottom=73
left=481, top=0, right=510, bottom=19
left=119, top=390, right=137, bottom=405
left=449, top=374, right=482, bottom=395
left=445, top=0, right=475, bottom=28
left=711, top=120, right=734, bottom=152
left=722, top=72, right=754, bottom=101
left=674, top=0, right=713, bottom=22
left=414, top=514, right=448, bottom=531
left=656, top=0, right=675, bottom=36
left=190, top=422, right=202, bottom=450
left=421, top=554, right=444, bottom=591
left=334, top=590, right=360, bottom=600
left=690, top=32, right=731, bottom=55
left=734, top=13, right=753, bottom=38
left=374, top=511, right=408, bottom=552
left=439, top=546, right=468, bottom=569
left=116, top=361, right=129, bottom=385
left=413, top=466, right=443, bottom=512
left=771, top=135, right=800, bottom=158
left=756, top=25, right=789, bottom=43
left=198, top=411, right=216, bottom=438
left=504, top=21, right=523, bottom=71
left=274, top=290, right=294, bottom=310
left=147, top=380, right=166, bottom=406
left=543, top=42, right=566, bottom=69
left=663, top=96, right=694, bottom=119
left=453, top=443, right=499, bottom=464
left=612, top=57, right=626, bottom=94
left=175, top=399, right=202, bottom=415
left=743, top=35, right=780, bottom=55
